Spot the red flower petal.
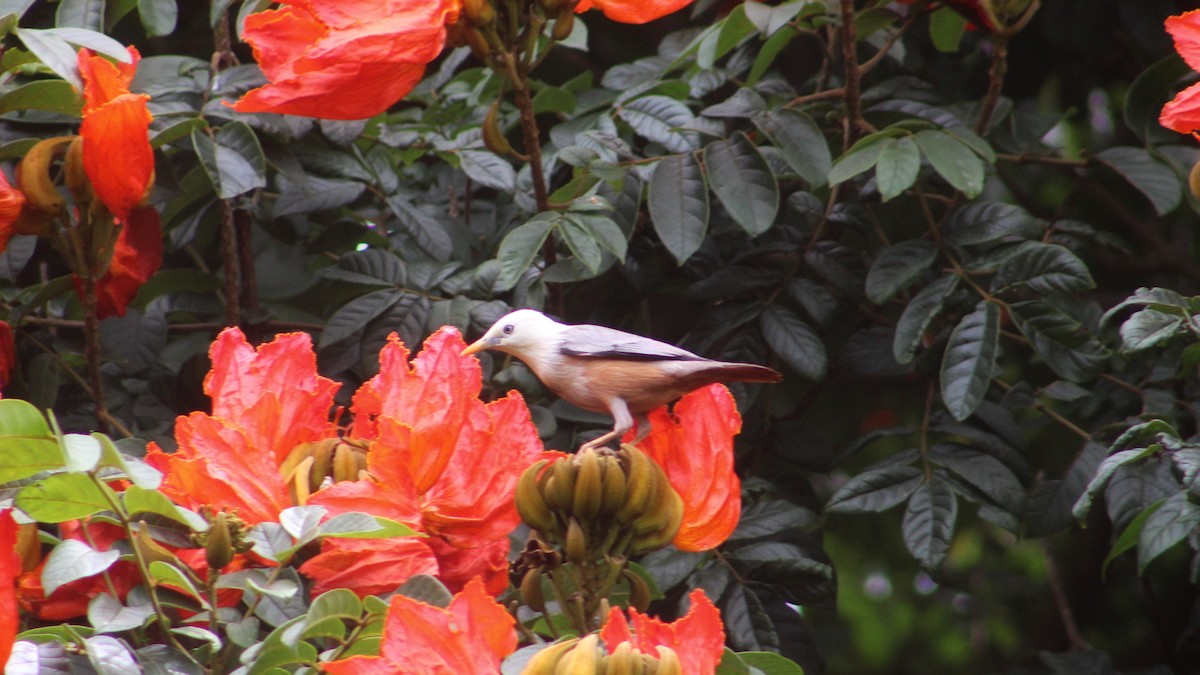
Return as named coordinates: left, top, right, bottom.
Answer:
left=76, top=206, right=162, bottom=318
left=78, top=48, right=153, bottom=221
left=231, top=0, right=458, bottom=120
left=300, top=537, right=438, bottom=597
left=600, top=589, right=725, bottom=675
left=576, top=0, right=693, bottom=24
left=428, top=536, right=510, bottom=596
left=324, top=577, right=515, bottom=674
left=1161, top=80, right=1200, bottom=135
left=635, top=384, right=742, bottom=551
left=0, top=171, right=25, bottom=253
left=0, top=510, right=18, bottom=669
left=1168, top=10, right=1200, bottom=73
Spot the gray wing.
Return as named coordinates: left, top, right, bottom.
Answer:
left=559, top=324, right=707, bottom=361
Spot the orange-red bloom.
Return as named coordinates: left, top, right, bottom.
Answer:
left=17, top=521, right=139, bottom=621
left=231, top=0, right=461, bottom=120
left=0, top=510, right=18, bottom=670
left=0, top=171, right=25, bottom=254
left=576, top=0, right=693, bottom=24
left=322, top=577, right=516, bottom=674
left=305, top=328, right=545, bottom=596
left=1161, top=11, right=1200, bottom=135
left=630, top=384, right=742, bottom=551
left=70, top=205, right=163, bottom=318
left=150, top=326, right=545, bottom=598
left=77, top=47, right=154, bottom=221
left=146, top=329, right=341, bottom=524
left=599, top=588, right=725, bottom=675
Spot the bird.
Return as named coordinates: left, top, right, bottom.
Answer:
left=461, top=309, right=782, bottom=450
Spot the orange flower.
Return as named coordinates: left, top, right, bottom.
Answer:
left=322, top=577, right=516, bottom=674
left=1161, top=10, right=1200, bottom=135
left=146, top=329, right=341, bottom=524
left=17, top=521, right=139, bottom=621
left=231, top=0, right=461, bottom=120
left=0, top=171, right=25, bottom=253
left=69, top=205, right=163, bottom=318
left=599, top=588, right=725, bottom=675
left=631, top=384, right=742, bottom=551
left=0, top=510, right=18, bottom=669
left=77, top=47, right=154, bottom=221
left=305, top=328, right=546, bottom=596
left=150, top=326, right=545, bottom=597
left=576, top=0, right=693, bottom=24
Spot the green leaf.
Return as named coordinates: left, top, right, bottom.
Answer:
left=737, top=651, right=806, bottom=675
left=760, top=305, right=827, bottom=380
left=327, top=248, right=406, bottom=286
left=649, top=153, right=709, bottom=264
left=826, top=462, right=923, bottom=513
left=703, top=132, right=779, bottom=236
left=0, top=80, right=82, bottom=116
left=138, top=0, right=177, bottom=37
left=903, top=478, right=957, bottom=568
left=930, top=6, right=968, bottom=52
left=191, top=129, right=262, bottom=200
left=875, top=136, right=921, bottom=201
left=495, top=217, right=553, bottom=290
left=991, top=242, right=1095, bottom=294
left=17, top=472, right=113, bottom=522
left=753, top=108, right=831, bottom=187
left=459, top=150, right=515, bottom=191
left=894, top=275, right=959, bottom=364
left=940, top=301, right=1000, bottom=421
left=42, top=539, right=120, bottom=596
left=319, top=514, right=417, bottom=539
left=122, top=486, right=193, bottom=526
left=914, top=129, right=986, bottom=197
left=558, top=214, right=603, bottom=273
left=1118, top=308, right=1184, bottom=353
left=1071, top=448, right=1154, bottom=522
left=319, top=289, right=404, bottom=348
left=89, top=594, right=155, bottom=634
left=149, top=561, right=205, bottom=602
left=1124, top=54, right=1191, bottom=141
left=306, top=589, right=362, bottom=625
left=61, top=433, right=101, bottom=472
left=730, top=499, right=816, bottom=541
left=396, top=574, right=454, bottom=608
left=865, top=239, right=937, bottom=304
left=1101, top=500, right=1162, bottom=578
left=1100, top=287, right=1189, bottom=325
left=747, top=26, right=797, bottom=86
left=1008, top=299, right=1111, bottom=382
left=618, top=95, right=697, bottom=153
left=1025, top=441, right=1107, bottom=537
left=828, top=135, right=889, bottom=185
left=386, top=197, right=454, bottom=261
left=14, top=27, right=82, bottom=88
left=930, top=444, right=1024, bottom=512
left=1095, top=147, right=1181, bottom=216
left=1138, top=491, right=1200, bottom=572
left=84, top=635, right=138, bottom=673
left=274, top=175, right=364, bottom=216
left=786, top=278, right=839, bottom=328
left=56, top=0, right=104, bottom=30
left=578, top=214, right=627, bottom=261
left=697, top=4, right=754, bottom=69
left=95, top=434, right=162, bottom=489
left=0, top=399, right=62, bottom=482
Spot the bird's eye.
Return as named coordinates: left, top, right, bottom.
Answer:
left=503, top=324, right=514, bottom=335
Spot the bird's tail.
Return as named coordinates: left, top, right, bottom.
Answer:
left=677, top=361, right=782, bottom=390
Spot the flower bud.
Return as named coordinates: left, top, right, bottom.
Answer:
left=205, top=511, right=237, bottom=571
left=464, top=0, right=495, bottom=26
left=132, top=521, right=180, bottom=567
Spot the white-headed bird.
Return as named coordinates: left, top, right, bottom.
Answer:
left=462, top=309, right=781, bottom=450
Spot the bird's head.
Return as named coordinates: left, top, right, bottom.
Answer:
left=461, top=309, right=565, bottom=358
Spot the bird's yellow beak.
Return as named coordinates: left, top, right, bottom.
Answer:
left=461, top=338, right=488, bottom=356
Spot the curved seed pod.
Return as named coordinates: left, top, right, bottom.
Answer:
left=517, top=459, right=558, bottom=533
left=464, top=0, right=496, bottom=25
left=654, top=647, right=682, bottom=675
left=615, top=445, right=657, bottom=524
left=622, top=568, right=651, bottom=612
left=571, top=449, right=603, bottom=521
left=543, top=457, right=577, bottom=514
left=630, top=476, right=676, bottom=536
left=558, top=633, right=600, bottom=674
left=605, top=641, right=638, bottom=675
left=520, top=566, right=546, bottom=612
left=597, top=454, right=628, bottom=519
left=482, top=99, right=512, bottom=155
left=551, top=10, right=575, bottom=41
left=630, top=489, right=683, bottom=555
left=17, top=136, right=74, bottom=217
left=1190, top=159, right=1200, bottom=200
left=565, top=516, right=587, bottom=564
left=524, top=638, right=580, bottom=674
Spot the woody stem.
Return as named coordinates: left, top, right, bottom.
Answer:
left=81, top=273, right=108, bottom=434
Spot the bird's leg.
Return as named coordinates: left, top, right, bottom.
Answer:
left=579, top=397, right=633, bottom=452
left=629, top=412, right=651, bottom=446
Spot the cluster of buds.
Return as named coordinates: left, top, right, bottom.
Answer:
left=279, top=438, right=370, bottom=505
left=516, top=445, right=683, bottom=564
left=194, top=510, right=252, bottom=571
left=522, top=634, right=684, bottom=675
left=449, top=0, right=580, bottom=64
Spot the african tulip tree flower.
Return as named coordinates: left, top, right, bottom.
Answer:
left=631, top=384, right=742, bottom=551
left=598, top=588, right=725, bottom=675
left=77, top=47, right=154, bottom=221
left=148, top=326, right=545, bottom=597
left=0, top=510, right=17, bottom=670
left=1161, top=10, right=1200, bottom=136
left=322, top=578, right=516, bottom=674
left=71, top=206, right=163, bottom=318
left=231, top=0, right=461, bottom=120
left=576, top=0, right=693, bottom=24
left=0, top=171, right=25, bottom=253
